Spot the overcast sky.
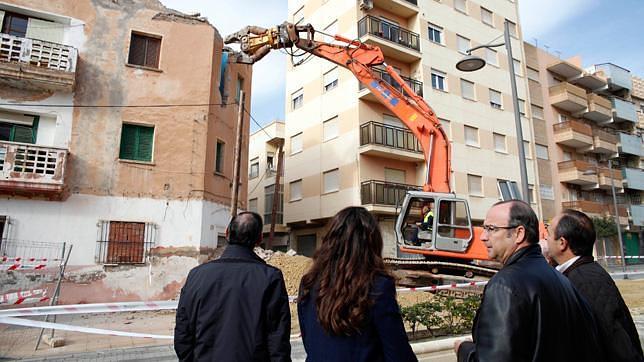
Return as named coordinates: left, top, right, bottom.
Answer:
left=160, top=0, right=644, bottom=131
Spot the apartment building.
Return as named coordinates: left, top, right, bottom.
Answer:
left=283, top=0, right=536, bottom=256
left=0, top=0, right=251, bottom=302
left=247, top=120, right=290, bottom=250
left=523, top=42, right=644, bottom=257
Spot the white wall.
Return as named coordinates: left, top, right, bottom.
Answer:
left=0, top=194, right=230, bottom=265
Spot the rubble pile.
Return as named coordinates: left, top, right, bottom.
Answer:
left=253, top=248, right=312, bottom=296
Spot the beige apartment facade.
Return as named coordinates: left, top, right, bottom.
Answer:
left=283, top=0, right=537, bottom=256
left=524, top=42, right=644, bottom=257
left=0, top=0, right=251, bottom=302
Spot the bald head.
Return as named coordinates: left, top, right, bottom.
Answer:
left=228, top=212, right=263, bottom=247
left=492, top=200, right=539, bottom=244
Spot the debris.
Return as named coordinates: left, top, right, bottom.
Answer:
left=42, top=335, right=65, bottom=348
left=286, top=249, right=297, bottom=256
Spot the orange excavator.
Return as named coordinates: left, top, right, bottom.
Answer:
left=225, top=22, right=500, bottom=277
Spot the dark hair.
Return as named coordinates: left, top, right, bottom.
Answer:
left=228, top=211, right=263, bottom=247
left=555, top=209, right=595, bottom=256
left=493, top=199, right=539, bottom=244
left=299, top=207, right=390, bottom=336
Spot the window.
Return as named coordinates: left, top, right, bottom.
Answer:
left=558, top=114, right=567, bottom=123
left=517, top=99, right=526, bottom=115
left=0, top=122, right=36, bottom=144
left=215, top=140, right=225, bottom=173
left=535, top=144, right=549, bottom=160
left=464, top=125, right=479, bottom=147
left=532, top=104, right=544, bottom=119
left=428, top=23, right=443, bottom=44
left=493, top=133, right=506, bottom=152
left=562, top=151, right=572, bottom=161
left=523, top=141, right=531, bottom=159
left=323, top=168, right=339, bottom=193
left=439, top=118, right=451, bottom=138
left=266, top=152, right=275, bottom=172
left=467, top=174, right=482, bottom=196
left=457, top=35, right=470, bottom=54
left=291, top=88, right=303, bottom=109
left=497, top=180, right=521, bottom=200
left=248, top=198, right=258, bottom=213
left=323, top=116, right=338, bottom=141
left=291, top=133, right=303, bottom=154
left=249, top=158, right=259, bottom=179
left=513, top=59, right=522, bottom=76
left=323, top=67, right=338, bottom=92
left=460, top=79, right=475, bottom=100
left=481, top=7, right=494, bottom=26
left=128, top=32, right=161, bottom=69
left=489, top=89, right=502, bottom=109
left=431, top=69, right=447, bottom=91
left=119, top=124, right=154, bottom=162
left=485, top=48, right=498, bottom=66
left=97, top=221, right=155, bottom=264
left=264, top=184, right=284, bottom=225
left=236, top=76, right=244, bottom=103
left=506, top=20, right=517, bottom=37
left=290, top=180, right=302, bottom=201
left=1, top=12, right=28, bottom=37
left=528, top=184, right=535, bottom=204
left=454, top=0, right=467, bottom=13
left=527, top=67, right=540, bottom=82
left=540, top=184, right=554, bottom=200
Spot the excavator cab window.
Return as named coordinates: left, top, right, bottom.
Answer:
left=434, top=199, right=473, bottom=252
left=399, top=197, right=435, bottom=248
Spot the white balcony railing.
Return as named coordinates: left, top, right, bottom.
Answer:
left=0, top=33, right=77, bottom=72
left=0, top=141, right=68, bottom=193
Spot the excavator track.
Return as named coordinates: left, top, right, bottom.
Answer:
left=384, top=257, right=498, bottom=278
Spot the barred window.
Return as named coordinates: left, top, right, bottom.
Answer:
left=96, top=221, right=156, bottom=264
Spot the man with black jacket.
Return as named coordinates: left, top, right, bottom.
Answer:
left=455, top=200, right=604, bottom=362
left=547, top=209, right=643, bottom=361
left=174, top=212, right=291, bottom=362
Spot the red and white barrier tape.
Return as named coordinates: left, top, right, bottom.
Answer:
left=396, top=281, right=488, bottom=293
left=3, top=296, right=50, bottom=305
left=0, top=316, right=303, bottom=340
left=0, top=289, right=47, bottom=305
left=598, top=256, right=644, bottom=259
left=0, top=263, right=47, bottom=271
left=0, top=300, right=178, bottom=318
left=0, top=256, right=60, bottom=264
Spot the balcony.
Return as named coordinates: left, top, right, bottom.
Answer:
left=0, top=33, right=77, bottom=92
left=360, top=180, right=421, bottom=214
left=372, top=0, right=419, bottom=18
left=611, top=98, right=638, bottom=124
left=582, top=128, right=617, bottom=154
left=618, top=133, right=644, bottom=157
left=558, top=160, right=597, bottom=186
left=597, top=167, right=623, bottom=191
left=553, top=120, right=593, bottom=149
left=0, top=141, right=68, bottom=200
left=357, top=16, right=421, bottom=63
left=562, top=200, right=604, bottom=217
left=359, top=121, right=424, bottom=162
left=359, top=67, right=423, bottom=102
left=549, top=82, right=588, bottom=113
left=622, top=167, right=644, bottom=191
left=547, top=60, right=583, bottom=79
left=583, top=94, right=612, bottom=122
left=592, top=63, right=632, bottom=92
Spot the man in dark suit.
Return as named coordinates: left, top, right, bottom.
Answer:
left=546, top=209, right=643, bottom=361
left=174, top=212, right=291, bottom=361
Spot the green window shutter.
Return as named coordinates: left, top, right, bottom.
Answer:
left=119, top=124, right=138, bottom=160
left=136, top=126, right=154, bottom=162
left=13, top=125, right=34, bottom=144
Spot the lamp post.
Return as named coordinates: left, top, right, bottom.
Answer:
left=456, top=21, right=530, bottom=203
left=583, top=160, right=627, bottom=278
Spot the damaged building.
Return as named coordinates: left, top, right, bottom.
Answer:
left=0, top=0, right=251, bottom=302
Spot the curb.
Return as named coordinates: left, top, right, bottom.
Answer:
left=411, top=335, right=471, bottom=354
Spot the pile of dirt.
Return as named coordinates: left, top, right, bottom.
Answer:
left=267, top=252, right=312, bottom=296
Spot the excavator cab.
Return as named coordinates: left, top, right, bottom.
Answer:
left=395, top=191, right=474, bottom=255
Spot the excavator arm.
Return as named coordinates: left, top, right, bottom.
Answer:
left=225, top=22, right=451, bottom=193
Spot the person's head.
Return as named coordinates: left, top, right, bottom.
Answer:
left=299, top=206, right=389, bottom=336
left=227, top=211, right=263, bottom=248
left=481, top=200, right=539, bottom=264
left=546, top=209, right=595, bottom=264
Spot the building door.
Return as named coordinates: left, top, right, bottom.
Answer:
left=297, top=234, right=317, bottom=257
left=107, top=221, right=145, bottom=264
left=623, top=232, right=640, bottom=265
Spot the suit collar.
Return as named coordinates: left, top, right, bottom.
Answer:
left=562, top=255, right=594, bottom=276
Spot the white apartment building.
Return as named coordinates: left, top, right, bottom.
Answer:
left=282, top=0, right=536, bottom=256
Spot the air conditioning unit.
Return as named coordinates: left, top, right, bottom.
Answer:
left=359, top=0, right=373, bottom=11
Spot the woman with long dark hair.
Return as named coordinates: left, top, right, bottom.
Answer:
left=297, top=206, right=417, bottom=361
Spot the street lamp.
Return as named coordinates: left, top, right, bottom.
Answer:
left=456, top=21, right=530, bottom=203
left=583, top=160, right=627, bottom=278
